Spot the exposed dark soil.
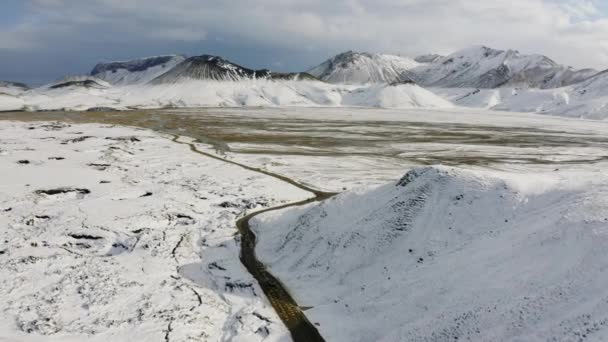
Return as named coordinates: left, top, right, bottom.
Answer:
left=35, top=188, right=91, bottom=196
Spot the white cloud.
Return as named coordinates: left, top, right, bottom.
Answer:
left=3, top=0, right=608, bottom=69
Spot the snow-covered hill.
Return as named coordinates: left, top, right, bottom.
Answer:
left=308, top=51, right=420, bottom=84
left=412, top=46, right=597, bottom=89
left=9, top=79, right=453, bottom=111
left=0, top=81, right=28, bottom=111
left=252, top=166, right=608, bottom=342
left=341, top=83, right=453, bottom=109
left=0, top=81, right=29, bottom=95
left=434, top=69, right=608, bottom=119
left=91, top=55, right=186, bottom=85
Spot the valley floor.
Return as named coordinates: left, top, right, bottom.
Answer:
left=2, top=107, right=608, bottom=341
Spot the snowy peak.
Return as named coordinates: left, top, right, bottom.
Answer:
left=91, top=55, right=186, bottom=85
left=307, top=51, right=420, bottom=84
left=150, top=54, right=273, bottom=84
left=412, top=45, right=596, bottom=89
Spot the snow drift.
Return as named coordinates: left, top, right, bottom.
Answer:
left=252, top=166, right=608, bottom=342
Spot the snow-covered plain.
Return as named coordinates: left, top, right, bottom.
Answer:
left=0, top=120, right=314, bottom=342
left=252, top=166, right=608, bottom=342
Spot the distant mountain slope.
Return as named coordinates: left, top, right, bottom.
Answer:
left=341, top=83, right=453, bottom=109
left=433, top=68, right=608, bottom=119
left=311, top=47, right=596, bottom=89
left=0, top=94, right=24, bottom=111
left=411, top=46, right=597, bottom=89
left=46, top=75, right=110, bottom=90
left=91, top=55, right=186, bottom=85
left=414, top=54, right=443, bottom=64
left=0, top=81, right=29, bottom=90
left=0, top=81, right=29, bottom=97
left=12, top=78, right=454, bottom=111
left=252, top=166, right=608, bottom=342
left=150, top=55, right=272, bottom=84
left=308, top=51, right=420, bottom=84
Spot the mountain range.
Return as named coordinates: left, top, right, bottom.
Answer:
left=308, top=46, right=599, bottom=88
left=83, top=45, right=602, bottom=90
left=1, top=45, right=608, bottom=118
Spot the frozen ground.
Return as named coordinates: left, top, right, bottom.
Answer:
left=3, top=107, right=608, bottom=192
left=0, top=120, right=312, bottom=342
left=154, top=107, right=608, bottom=191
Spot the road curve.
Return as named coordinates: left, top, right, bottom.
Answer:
left=170, top=134, right=336, bottom=342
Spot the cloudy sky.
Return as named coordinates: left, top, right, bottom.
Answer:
left=1, top=0, right=608, bottom=84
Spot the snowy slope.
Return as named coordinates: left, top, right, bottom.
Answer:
left=0, top=81, right=29, bottom=96
left=308, top=51, right=420, bottom=84
left=412, top=46, right=597, bottom=89
left=0, top=81, right=28, bottom=111
left=252, top=166, right=608, bottom=342
left=434, top=69, right=608, bottom=119
left=91, top=55, right=186, bottom=85
left=9, top=79, right=453, bottom=111
left=0, top=94, right=25, bottom=111
left=341, top=83, right=453, bottom=109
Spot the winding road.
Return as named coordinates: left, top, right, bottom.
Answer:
left=170, top=134, right=336, bottom=342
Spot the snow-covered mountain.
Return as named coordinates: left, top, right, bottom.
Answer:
left=412, top=46, right=597, bottom=89
left=91, top=55, right=186, bottom=85
left=2, top=47, right=608, bottom=118
left=311, top=46, right=597, bottom=89
left=308, top=51, right=420, bottom=84
left=252, top=166, right=608, bottom=342
left=151, top=55, right=273, bottom=84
